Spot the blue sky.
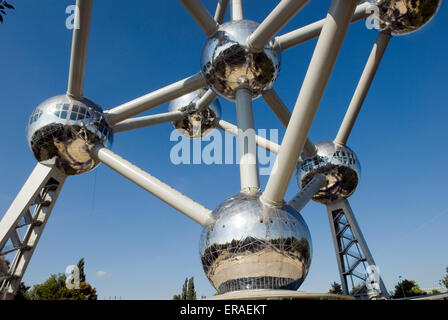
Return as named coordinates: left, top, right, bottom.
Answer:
left=0, top=0, right=447, bottom=299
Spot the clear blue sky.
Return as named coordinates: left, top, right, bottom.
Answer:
left=0, top=0, right=447, bottom=299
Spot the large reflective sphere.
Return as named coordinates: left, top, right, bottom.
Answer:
left=200, top=192, right=312, bottom=294
left=26, top=95, right=113, bottom=175
left=372, top=0, right=441, bottom=35
left=297, top=141, right=361, bottom=205
left=200, top=20, right=281, bottom=100
left=168, top=89, right=221, bottom=138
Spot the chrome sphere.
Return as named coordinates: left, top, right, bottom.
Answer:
left=168, top=89, right=221, bottom=138
left=26, top=95, right=113, bottom=176
left=200, top=192, right=312, bottom=294
left=372, top=0, right=441, bottom=35
left=296, top=141, right=361, bottom=205
left=200, top=20, right=281, bottom=100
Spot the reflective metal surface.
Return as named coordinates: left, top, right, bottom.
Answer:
left=200, top=20, right=281, bottom=100
left=296, top=141, right=361, bottom=205
left=372, top=0, right=441, bottom=35
left=168, top=89, right=221, bottom=138
left=199, top=192, right=312, bottom=294
left=26, top=95, right=113, bottom=175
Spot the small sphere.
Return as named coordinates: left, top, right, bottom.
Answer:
left=296, top=141, right=361, bottom=205
left=200, top=192, right=312, bottom=294
left=168, top=89, right=221, bottom=138
left=200, top=20, right=281, bottom=100
left=26, top=95, right=113, bottom=176
left=372, top=0, right=441, bottom=35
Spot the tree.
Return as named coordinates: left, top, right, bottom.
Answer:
left=77, top=258, right=86, bottom=283
left=0, top=0, right=14, bottom=23
left=26, top=258, right=98, bottom=300
left=442, top=266, right=448, bottom=289
left=187, top=277, right=197, bottom=300
left=328, top=282, right=343, bottom=295
left=391, top=279, right=427, bottom=299
left=173, top=277, right=197, bottom=300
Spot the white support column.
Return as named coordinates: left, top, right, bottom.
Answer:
left=274, top=2, right=371, bottom=52
left=104, top=72, right=207, bottom=125
left=235, top=88, right=259, bottom=193
left=214, top=0, right=229, bottom=24
left=179, top=0, right=219, bottom=37
left=215, top=118, right=280, bottom=154
left=230, top=0, right=243, bottom=21
left=288, top=174, right=326, bottom=213
left=334, top=31, right=391, bottom=146
left=247, top=0, right=309, bottom=51
left=0, top=159, right=66, bottom=300
left=262, top=0, right=358, bottom=207
left=262, top=89, right=317, bottom=157
left=67, top=0, right=93, bottom=99
left=327, top=199, right=390, bottom=299
left=92, top=146, right=213, bottom=226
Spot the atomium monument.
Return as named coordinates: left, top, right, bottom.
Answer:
left=0, top=0, right=442, bottom=300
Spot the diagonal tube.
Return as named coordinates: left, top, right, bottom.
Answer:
left=262, top=89, right=317, bottom=157
left=261, top=0, right=358, bottom=207
left=179, top=0, right=219, bottom=37
left=67, top=0, right=93, bottom=99
left=288, top=174, right=326, bottom=213
left=104, top=72, right=207, bottom=125
left=112, top=90, right=217, bottom=133
left=235, top=88, right=259, bottom=193
left=195, top=89, right=218, bottom=112
left=334, top=31, right=391, bottom=146
left=274, top=2, right=371, bottom=52
left=247, top=0, right=309, bottom=51
left=215, top=118, right=280, bottom=154
left=112, top=111, right=185, bottom=133
left=92, top=146, right=214, bottom=226
left=214, top=0, right=229, bottom=24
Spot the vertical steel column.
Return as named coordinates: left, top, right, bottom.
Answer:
left=326, top=204, right=349, bottom=295
left=235, top=88, right=260, bottom=193
left=0, top=160, right=66, bottom=300
left=231, top=0, right=243, bottom=21
left=262, top=0, right=358, bottom=206
left=327, top=199, right=390, bottom=299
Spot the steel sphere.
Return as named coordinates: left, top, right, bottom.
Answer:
left=199, top=192, right=312, bottom=294
left=26, top=95, right=113, bottom=176
left=296, top=141, right=361, bottom=205
left=168, top=89, right=221, bottom=138
left=372, top=0, right=441, bottom=35
left=200, top=20, right=281, bottom=100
